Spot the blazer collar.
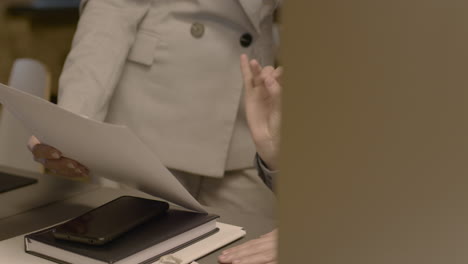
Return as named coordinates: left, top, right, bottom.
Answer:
left=238, top=0, right=279, bottom=33
left=238, top=0, right=265, bottom=33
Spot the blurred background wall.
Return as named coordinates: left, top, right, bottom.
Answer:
left=0, top=0, right=79, bottom=101
left=280, top=1, right=468, bottom=263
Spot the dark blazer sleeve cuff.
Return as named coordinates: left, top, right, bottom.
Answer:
left=254, top=153, right=278, bottom=191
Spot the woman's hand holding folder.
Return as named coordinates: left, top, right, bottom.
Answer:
left=28, top=135, right=90, bottom=180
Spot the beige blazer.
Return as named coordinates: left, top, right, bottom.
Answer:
left=58, top=0, right=278, bottom=177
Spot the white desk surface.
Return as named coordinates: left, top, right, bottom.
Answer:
left=0, top=186, right=276, bottom=263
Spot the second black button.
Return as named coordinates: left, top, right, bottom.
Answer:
left=240, top=33, right=253, bottom=48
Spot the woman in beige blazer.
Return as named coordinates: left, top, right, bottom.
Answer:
left=30, top=0, right=278, bottom=217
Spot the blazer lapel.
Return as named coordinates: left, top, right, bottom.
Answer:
left=79, top=0, right=88, bottom=13
left=238, top=0, right=279, bottom=33
left=238, top=0, right=264, bottom=33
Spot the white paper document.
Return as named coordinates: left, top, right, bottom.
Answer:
left=0, top=83, right=205, bottom=212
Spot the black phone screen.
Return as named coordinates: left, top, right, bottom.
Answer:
left=52, top=196, right=169, bottom=245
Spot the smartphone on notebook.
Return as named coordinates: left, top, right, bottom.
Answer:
left=52, top=196, right=169, bottom=245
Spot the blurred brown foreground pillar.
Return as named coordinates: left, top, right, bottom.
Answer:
left=279, top=1, right=468, bottom=263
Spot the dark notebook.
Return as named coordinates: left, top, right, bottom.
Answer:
left=25, top=209, right=219, bottom=264
left=0, top=171, right=37, bottom=194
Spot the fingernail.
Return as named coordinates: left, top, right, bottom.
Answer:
left=75, top=168, right=82, bottom=174
left=218, top=255, right=228, bottom=261
left=51, top=152, right=60, bottom=159
left=67, top=162, right=76, bottom=169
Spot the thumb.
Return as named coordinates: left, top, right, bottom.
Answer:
left=27, top=135, right=41, bottom=152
